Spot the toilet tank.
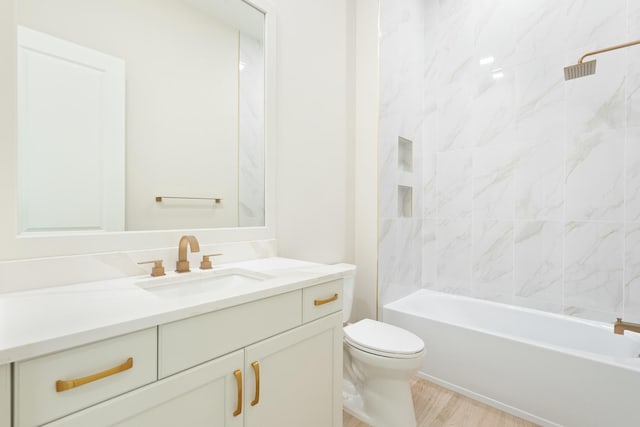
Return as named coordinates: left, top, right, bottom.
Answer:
left=343, top=275, right=354, bottom=322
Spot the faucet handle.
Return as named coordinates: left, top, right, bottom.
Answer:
left=138, top=260, right=166, bottom=277
left=200, top=253, right=223, bottom=270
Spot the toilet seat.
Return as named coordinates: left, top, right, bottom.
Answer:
left=344, top=319, right=424, bottom=359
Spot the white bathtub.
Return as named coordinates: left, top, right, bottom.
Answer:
left=383, top=290, right=640, bottom=427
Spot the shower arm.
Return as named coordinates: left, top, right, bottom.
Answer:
left=578, top=39, right=640, bottom=64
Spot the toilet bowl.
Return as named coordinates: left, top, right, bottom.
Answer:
left=342, top=318, right=425, bottom=427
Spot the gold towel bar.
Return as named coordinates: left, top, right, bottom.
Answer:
left=155, top=196, right=222, bottom=204
left=55, top=357, right=133, bottom=392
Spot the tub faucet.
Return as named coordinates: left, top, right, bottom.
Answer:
left=614, top=318, right=640, bottom=335
left=176, top=235, right=200, bottom=273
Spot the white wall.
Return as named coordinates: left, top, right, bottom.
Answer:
left=353, top=0, right=379, bottom=320
left=273, top=0, right=355, bottom=266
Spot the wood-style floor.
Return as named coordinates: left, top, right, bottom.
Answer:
left=343, top=378, right=539, bottom=427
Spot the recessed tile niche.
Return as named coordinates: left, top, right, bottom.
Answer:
left=398, top=185, right=413, bottom=217
left=398, top=137, right=413, bottom=172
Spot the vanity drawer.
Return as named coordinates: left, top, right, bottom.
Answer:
left=14, top=328, right=157, bottom=427
left=302, top=279, right=343, bottom=323
left=159, top=290, right=302, bottom=378
left=0, top=365, right=9, bottom=427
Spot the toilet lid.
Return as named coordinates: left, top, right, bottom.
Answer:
left=344, top=319, right=424, bottom=357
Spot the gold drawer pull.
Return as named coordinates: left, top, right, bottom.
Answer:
left=55, top=357, right=133, bottom=393
left=314, top=293, right=338, bottom=306
left=233, top=369, right=243, bottom=417
left=250, top=361, right=260, bottom=406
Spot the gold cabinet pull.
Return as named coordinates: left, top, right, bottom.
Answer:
left=233, top=369, right=243, bottom=417
left=55, top=357, right=133, bottom=392
left=314, top=293, right=339, bottom=306
left=250, top=361, right=260, bottom=406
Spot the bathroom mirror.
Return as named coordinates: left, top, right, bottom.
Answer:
left=16, top=0, right=265, bottom=234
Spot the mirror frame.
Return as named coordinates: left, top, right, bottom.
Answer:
left=0, top=0, right=276, bottom=260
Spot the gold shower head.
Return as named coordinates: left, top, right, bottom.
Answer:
left=564, top=60, right=596, bottom=80
left=564, top=39, right=640, bottom=81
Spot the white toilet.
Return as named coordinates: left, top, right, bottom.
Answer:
left=342, top=278, right=425, bottom=427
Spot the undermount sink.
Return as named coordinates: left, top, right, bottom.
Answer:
left=136, top=268, right=272, bottom=298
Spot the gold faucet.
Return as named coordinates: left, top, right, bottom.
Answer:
left=176, top=235, right=200, bottom=273
left=614, top=318, right=640, bottom=335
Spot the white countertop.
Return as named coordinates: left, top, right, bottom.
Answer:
left=0, top=257, right=355, bottom=364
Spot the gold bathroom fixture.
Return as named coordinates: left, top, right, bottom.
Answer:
left=564, top=39, right=640, bottom=80
left=233, top=369, right=243, bottom=416
left=56, top=357, right=133, bottom=392
left=200, top=253, right=223, bottom=270
left=176, top=235, right=200, bottom=273
left=314, top=293, right=339, bottom=306
left=251, top=361, right=261, bottom=406
left=614, top=318, right=640, bottom=335
left=138, top=259, right=166, bottom=277
left=155, top=196, right=222, bottom=204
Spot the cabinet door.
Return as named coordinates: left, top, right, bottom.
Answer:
left=0, top=365, right=9, bottom=427
left=245, top=312, right=343, bottom=427
left=45, top=350, right=244, bottom=427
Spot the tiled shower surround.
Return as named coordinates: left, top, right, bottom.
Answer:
left=378, top=0, right=640, bottom=323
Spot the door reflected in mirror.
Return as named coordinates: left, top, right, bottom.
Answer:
left=16, top=0, right=265, bottom=233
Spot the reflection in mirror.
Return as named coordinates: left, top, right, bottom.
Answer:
left=16, top=0, right=265, bottom=233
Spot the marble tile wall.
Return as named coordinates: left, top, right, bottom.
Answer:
left=379, top=0, right=640, bottom=323
left=239, top=33, right=265, bottom=227
left=378, top=0, right=425, bottom=314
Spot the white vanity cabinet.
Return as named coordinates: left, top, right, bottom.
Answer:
left=11, top=278, right=345, bottom=427
left=158, top=290, right=303, bottom=378
left=43, top=313, right=342, bottom=427
left=44, top=350, right=245, bottom=427
left=1, top=364, right=10, bottom=427
left=244, top=312, right=343, bottom=427
left=155, top=285, right=343, bottom=427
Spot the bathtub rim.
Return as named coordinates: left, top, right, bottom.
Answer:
left=383, top=289, right=640, bottom=373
